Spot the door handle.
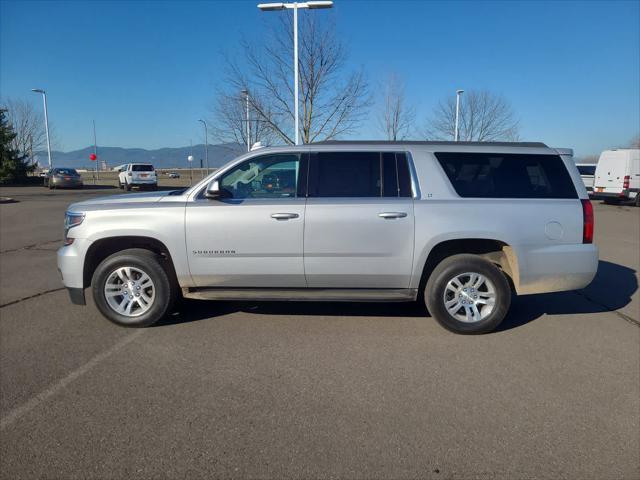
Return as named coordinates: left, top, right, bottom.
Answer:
left=378, top=212, right=408, bottom=219
left=271, top=213, right=299, bottom=220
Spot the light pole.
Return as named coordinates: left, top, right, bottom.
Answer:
left=31, top=88, right=53, bottom=168
left=454, top=89, right=464, bottom=142
left=241, top=89, right=251, bottom=152
left=198, top=119, right=209, bottom=175
left=93, top=120, right=99, bottom=182
left=257, top=1, right=333, bottom=146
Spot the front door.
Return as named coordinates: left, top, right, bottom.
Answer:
left=304, top=151, right=415, bottom=288
left=186, top=153, right=306, bottom=287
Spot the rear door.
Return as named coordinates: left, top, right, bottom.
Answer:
left=594, top=151, right=627, bottom=195
left=304, top=151, right=415, bottom=288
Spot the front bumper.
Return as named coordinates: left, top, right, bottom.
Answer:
left=66, top=287, right=86, bottom=305
left=58, top=239, right=92, bottom=305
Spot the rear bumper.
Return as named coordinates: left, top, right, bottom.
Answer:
left=130, top=179, right=157, bottom=185
left=516, top=243, right=599, bottom=295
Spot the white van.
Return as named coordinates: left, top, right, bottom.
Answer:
left=593, top=149, right=640, bottom=205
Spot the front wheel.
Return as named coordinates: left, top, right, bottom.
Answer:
left=92, top=248, right=175, bottom=327
left=125, top=181, right=132, bottom=191
left=425, top=254, right=511, bottom=334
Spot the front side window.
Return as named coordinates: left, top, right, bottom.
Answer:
left=435, top=152, right=577, bottom=199
left=219, top=154, right=300, bottom=199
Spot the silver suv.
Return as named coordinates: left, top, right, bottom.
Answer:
left=58, top=141, right=598, bottom=334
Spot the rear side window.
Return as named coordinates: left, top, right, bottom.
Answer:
left=435, top=152, right=577, bottom=199
left=308, top=152, right=412, bottom=198
left=577, top=165, right=596, bottom=176
left=132, top=164, right=154, bottom=172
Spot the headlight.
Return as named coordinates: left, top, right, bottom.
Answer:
left=64, top=211, right=85, bottom=245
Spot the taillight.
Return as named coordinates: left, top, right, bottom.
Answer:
left=581, top=199, right=594, bottom=244
left=623, top=175, right=630, bottom=189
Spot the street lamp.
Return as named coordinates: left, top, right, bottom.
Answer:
left=241, top=89, right=251, bottom=152
left=257, top=1, right=333, bottom=145
left=198, top=119, right=209, bottom=175
left=454, top=89, right=464, bottom=142
left=31, top=88, right=53, bottom=168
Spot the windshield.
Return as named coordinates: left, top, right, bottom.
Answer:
left=55, top=168, right=79, bottom=176
left=132, top=164, right=154, bottom=172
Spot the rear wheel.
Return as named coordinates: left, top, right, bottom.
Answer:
left=425, top=254, right=511, bottom=334
left=635, top=194, right=640, bottom=207
left=92, top=249, right=175, bottom=327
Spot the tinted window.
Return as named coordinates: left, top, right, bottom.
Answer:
left=309, top=152, right=379, bottom=197
left=54, top=168, right=79, bottom=176
left=220, top=154, right=300, bottom=199
left=577, top=165, right=596, bottom=176
left=132, top=164, right=154, bottom=172
left=435, top=152, right=577, bottom=199
left=382, top=152, right=412, bottom=197
left=308, top=152, right=412, bottom=198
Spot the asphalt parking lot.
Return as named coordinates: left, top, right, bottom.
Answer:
left=0, top=186, right=638, bottom=479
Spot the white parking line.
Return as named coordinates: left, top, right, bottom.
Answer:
left=0, top=329, right=144, bottom=431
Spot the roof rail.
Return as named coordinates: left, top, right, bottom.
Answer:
left=312, top=140, right=549, bottom=148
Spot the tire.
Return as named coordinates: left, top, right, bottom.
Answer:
left=91, top=248, right=175, bottom=327
left=635, top=194, right=640, bottom=207
left=125, top=181, right=131, bottom=192
left=425, top=254, right=511, bottom=334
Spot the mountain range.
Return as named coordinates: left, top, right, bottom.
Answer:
left=33, top=143, right=245, bottom=170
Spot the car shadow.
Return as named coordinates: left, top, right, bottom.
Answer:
left=157, top=260, right=637, bottom=332
left=498, top=260, right=637, bottom=331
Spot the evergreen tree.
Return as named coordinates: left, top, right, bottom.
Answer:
left=0, top=108, right=34, bottom=182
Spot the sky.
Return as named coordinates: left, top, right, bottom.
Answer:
left=1, top=0, right=639, bottom=158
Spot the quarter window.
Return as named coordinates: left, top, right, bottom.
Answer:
left=435, top=152, right=578, bottom=199
left=220, top=154, right=300, bottom=199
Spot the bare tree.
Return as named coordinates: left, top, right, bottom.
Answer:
left=424, top=90, right=520, bottom=142
left=211, top=13, right=370, bottom=145
left=209, top=88, right=276, bottom=148
left=1, top=98, right=47, bottom=160
left=377, top=74, right=415, bottom=141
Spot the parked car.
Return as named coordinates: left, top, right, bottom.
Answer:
left=39, top=170, right=49, bottom=178
left=58, top=141, right=598, bottom=334
left=593, top=149, right=640, bottom=205
left=117, top=163, right=157, bottom=191
left=44, top=167, right=83, bottom=189
left=576, top=163, right=597, bottom=195
left=168, top=172, right=180, bottom=179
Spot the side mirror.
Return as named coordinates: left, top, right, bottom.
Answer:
left=205, top=180, right=231, bottom=200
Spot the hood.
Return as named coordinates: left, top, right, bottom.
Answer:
left=67, top=191, right=173, bottom=212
